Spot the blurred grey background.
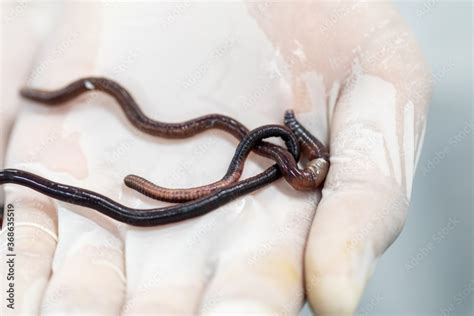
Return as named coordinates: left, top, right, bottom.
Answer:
left=304, top=1, right=473, bottom=315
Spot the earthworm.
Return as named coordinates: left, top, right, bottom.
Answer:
left=0, top=125, right=300, bottom=227
left=283, top=110, right=329, bottom=162
left=20, top=77, right=300, bottom=201
left=128, top=110, right=329, bottom=202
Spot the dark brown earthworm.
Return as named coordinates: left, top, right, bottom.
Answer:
left=283, top=110, right=329, bottom=161
left=0, top=125, right=301, bottom=227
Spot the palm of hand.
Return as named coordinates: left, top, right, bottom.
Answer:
left=1, top=1, right=430, bottom=314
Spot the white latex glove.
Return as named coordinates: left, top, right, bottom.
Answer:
left=0, top=1, right=430, bottom=314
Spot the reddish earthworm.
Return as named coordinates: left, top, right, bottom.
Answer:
left=19, top=77, right=300, bottom=201
left=127, top=109, right=329, bottom=202
left=20, top=77, right=329, bottom=199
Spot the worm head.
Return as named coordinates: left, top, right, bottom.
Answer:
left=307, top=158, right=330, bottom=188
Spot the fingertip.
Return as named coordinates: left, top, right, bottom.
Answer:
left=305, top=244, right=378, bottom=315
left=304, top=185, right=407, bottom=314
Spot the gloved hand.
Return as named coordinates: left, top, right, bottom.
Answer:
left=0, top=1, right=430, bottom=314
